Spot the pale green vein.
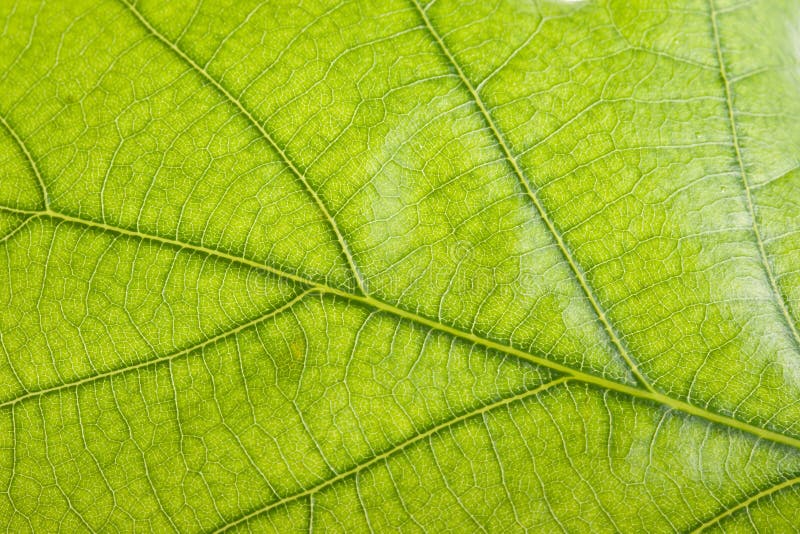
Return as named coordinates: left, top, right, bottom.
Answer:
left=691, top=475, right=800, bottom=532
left=0, top=205, right=40, bottom=216
left=0, top=214, right=38, bottom=244
left=120, top=0, right=368, bottom=296
left=3, top=208, right=800, bottom=453
left=212, top=377, right=572, bottom=533
left=44, top=208, right=316, bottom=287
left=708, top=0, right=800, bottom=350
left=408, top=0, right=654, bottom=393
left=0, top=113, right=48, bottom=209
left=0, top=288, right=317, bottom=409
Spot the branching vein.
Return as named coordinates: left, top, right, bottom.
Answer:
left=708, top=0, right=800, bottom=351
left=120, top=0, right=368, bottom=296
left=409, top=0, right=654, bottom=392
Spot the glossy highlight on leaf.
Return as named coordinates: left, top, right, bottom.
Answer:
left=1, top=0, right=800, bottom=532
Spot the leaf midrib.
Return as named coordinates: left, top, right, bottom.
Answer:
left=1, top=205, right=799, bottom=454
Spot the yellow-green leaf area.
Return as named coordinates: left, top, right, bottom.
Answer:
left=1, top=0, right=799, bottom=532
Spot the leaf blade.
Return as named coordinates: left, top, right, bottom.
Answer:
left=2, top=0, right=800, bottom=531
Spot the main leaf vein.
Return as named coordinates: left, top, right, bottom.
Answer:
left=1, top=207, right=799, bottom=451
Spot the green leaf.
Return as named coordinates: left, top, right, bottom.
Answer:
left=1, top=0, right=799, bottom=531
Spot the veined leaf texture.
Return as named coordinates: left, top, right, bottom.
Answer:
left=1, top=0, right=800, bottom=531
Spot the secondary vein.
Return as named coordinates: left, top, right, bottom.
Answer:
left=0, top=113, right=49, bottom=209
left=408, top=0, right=654, bottom=393
left=690, top=474, right=800, bottom=532
left=0, top=288, right=317, bottom=409
left=708, top=0, right=800, bottom=352
left=120, top=0, right=368, bottom=296
left=211, top=377, right=572, bottom=533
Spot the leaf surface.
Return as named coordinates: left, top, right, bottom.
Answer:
left=1, top=0, right=800, bottom=531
